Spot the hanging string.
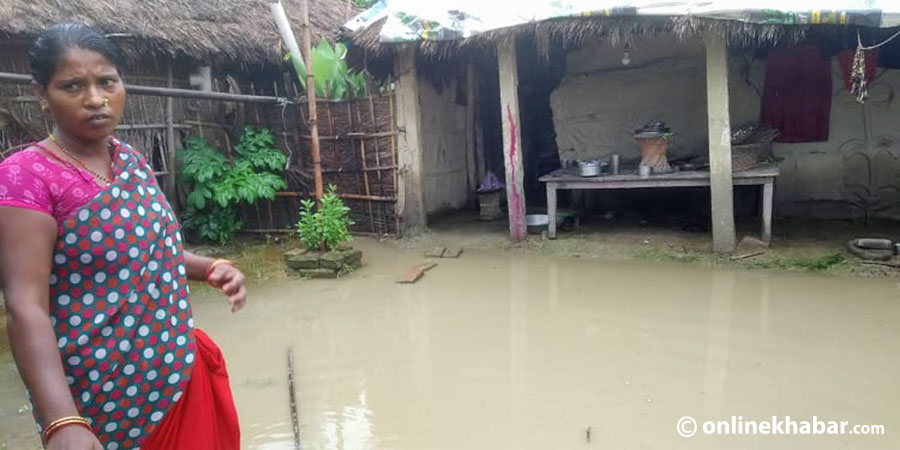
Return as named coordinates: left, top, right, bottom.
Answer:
left=852, top=29, right=900, bottom=103
left=858, top=28, right=900, bottom=51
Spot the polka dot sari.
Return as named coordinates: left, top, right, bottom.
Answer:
left=42, top=139, right=195, bottom=448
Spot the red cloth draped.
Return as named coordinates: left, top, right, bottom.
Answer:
left=760, top=45, right=832, bottom=143
left=142, top=329, right=241, bottom=450
left=838, top=49, right=879, bottom=91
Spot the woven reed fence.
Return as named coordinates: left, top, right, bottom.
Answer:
left=279, top=94, right=400, bottom=236
left=1, top=42, right=399, bottom=237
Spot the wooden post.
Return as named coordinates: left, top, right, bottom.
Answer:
left=761, top=180, right=773, bottom=243
left=298, top=0, right=324, bottom=204
left=705, top=35, right=736, bottom=252
left=165, top=61, right=177, bottom=205
left=465, top=61, right=478, bottom=205
left=394, top=46, right=427, bottom=233
left=497, top=39, right=527, bottom=242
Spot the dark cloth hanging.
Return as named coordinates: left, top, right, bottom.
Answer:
left=760, top=45, right=832, bottom=143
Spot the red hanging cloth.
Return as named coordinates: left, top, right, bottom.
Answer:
left=760, top=45, right=833, bottom=143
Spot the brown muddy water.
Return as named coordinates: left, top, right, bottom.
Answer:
left=2, top=238, right=899, bottom=449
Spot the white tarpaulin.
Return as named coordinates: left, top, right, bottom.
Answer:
left=346, top=1, right=900, bottom=42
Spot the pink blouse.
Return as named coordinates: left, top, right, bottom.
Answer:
left=0, top=144, right=106, bottom=223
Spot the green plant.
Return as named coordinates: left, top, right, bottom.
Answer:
left=179, top=127, right=288, bottom=244
left=296, top=185, right=355, bottom=251
left=751, top=253, right=846, bottom=272
left=181, top=205, right=243, bottom=246
left=285, top=39, right=368, bottom=101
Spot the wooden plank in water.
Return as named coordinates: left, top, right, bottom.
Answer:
left=396, top=262, right=437, bottom=284
left=425, top=247, right=446, bottom=258
left=442, top=247, right=462, bottom=258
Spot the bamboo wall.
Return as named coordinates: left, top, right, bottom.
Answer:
left=294, top=95, right=399, bottom=236
left=1, top=40, right=399, bottom=237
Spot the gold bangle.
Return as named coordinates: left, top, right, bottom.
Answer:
left=43, top=416, right=91, bottom=443
left=206, top=259, right=235, bottom=281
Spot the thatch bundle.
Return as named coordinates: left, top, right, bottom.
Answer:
left=0, top=0, right=354, bottom=64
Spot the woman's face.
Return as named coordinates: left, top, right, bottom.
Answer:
left=37, top=47, right=126, bottom=143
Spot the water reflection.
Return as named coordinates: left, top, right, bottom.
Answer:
left=1, top=240, right=899, bottom=450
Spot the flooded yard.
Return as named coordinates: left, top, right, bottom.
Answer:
left=2, top=238, right=899, bottom=449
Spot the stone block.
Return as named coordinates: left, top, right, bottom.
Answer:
left=294, top=268, right=338, bottom=279
left=284, top=248, right=319, bottom=269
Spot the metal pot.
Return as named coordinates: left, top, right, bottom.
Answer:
left=577, top=159, right=606, bottom=177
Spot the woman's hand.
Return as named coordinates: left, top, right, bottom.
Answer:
left=207, top=264, right=247, bottom=313
left=45, top=425, right=103, bottom=449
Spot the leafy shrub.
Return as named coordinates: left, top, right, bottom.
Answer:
left=286, top=39, right=367, bottom=101
left=179, top=127, right=287, bottom=244
left=296, top=185, right=354, bottom=251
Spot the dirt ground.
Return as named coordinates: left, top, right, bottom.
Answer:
left=395, top=212, right=900, bottom=279
left=177, top=212, right=900, bottom=282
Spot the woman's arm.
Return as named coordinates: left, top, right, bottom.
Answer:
left=183, top=251, right=247, bottom=313
left=0, top=207, right=102, bottom=448
left=182, top=251, right=215, bottom=282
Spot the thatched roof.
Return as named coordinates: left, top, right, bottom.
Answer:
left=0, top=0, right=355, bottom=64
left=351, top=14, right=899, bottom=60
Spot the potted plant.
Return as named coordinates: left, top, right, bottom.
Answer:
left=284, top=185, right=362, bottom=278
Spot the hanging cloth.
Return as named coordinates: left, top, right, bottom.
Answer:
left=760, top=45, right=832, bottom=143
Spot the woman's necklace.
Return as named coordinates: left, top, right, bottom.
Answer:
left=49, top=134, right=113, bottom=186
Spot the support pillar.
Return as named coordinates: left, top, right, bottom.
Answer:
left=705, top=35, right=736, bottom=252
left=394, top=46, right=427, bottom=234
left=497, top=39, right=527, bottom=242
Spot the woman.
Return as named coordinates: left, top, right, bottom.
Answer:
left=0, top=24, right=245, bottom=449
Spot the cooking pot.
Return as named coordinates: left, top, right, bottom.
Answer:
left=577, top=159, right=606, bottom=177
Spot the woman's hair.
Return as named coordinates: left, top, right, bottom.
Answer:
left=29, top=23, right=122, bottom=87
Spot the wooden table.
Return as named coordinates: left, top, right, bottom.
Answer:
left=540, top=164, right=779, bottom=241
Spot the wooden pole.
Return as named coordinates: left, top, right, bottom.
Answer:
left=705, top=34, right=736, bottom=252
left=165, top=61, right=177, bottom=206
left=497, top=38, right=527, bottom=242
left=298, top=0, right=324, bottom=204
left=268, top=0, right=323, bottom=203
left=287, top=347, right=301, bottom=450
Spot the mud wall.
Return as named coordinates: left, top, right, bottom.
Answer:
left=550, top=35, right=900, bottom=221
left=418, top=72, right=470, bottom=216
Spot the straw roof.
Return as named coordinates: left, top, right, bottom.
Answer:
left=347, top=14, right=895, bottom=63
left=0, top=0, right=355, bottom=64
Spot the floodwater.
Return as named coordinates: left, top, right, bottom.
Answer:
left=1, top=238, right=899, bottom=449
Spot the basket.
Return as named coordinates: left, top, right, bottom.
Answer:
left=477, top=189, right=504, bottom=221
left=635, top=135, right=673, bottom=173
left=731, top=141, right=773, bottom=172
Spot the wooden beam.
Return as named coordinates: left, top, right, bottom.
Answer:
left=394, top=46, right=427, bottom=233
left=497, top=39, right=527, bottom=242
left=705, top=35, right=736, bottom=252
